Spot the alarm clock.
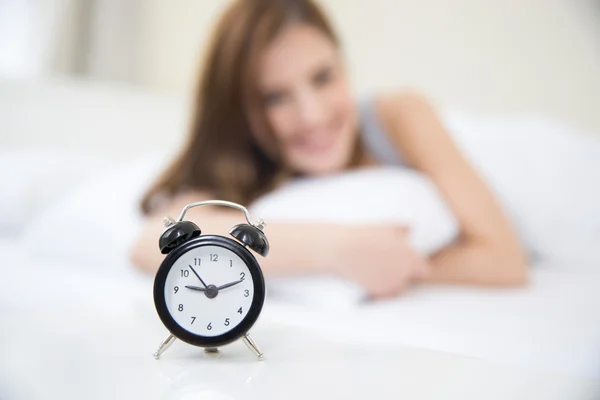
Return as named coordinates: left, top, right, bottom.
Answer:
left=152, top=200, right=268, bottom=360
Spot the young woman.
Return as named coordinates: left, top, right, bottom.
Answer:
left=131, top=0, right=527, bottom=298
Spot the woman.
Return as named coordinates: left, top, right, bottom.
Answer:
left=131, top=0, right=527, bottom=298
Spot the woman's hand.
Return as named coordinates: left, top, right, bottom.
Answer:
left=333, top=225, right=431, bottom=299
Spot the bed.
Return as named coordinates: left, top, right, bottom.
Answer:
left=1, top=78, right=599, bottom=399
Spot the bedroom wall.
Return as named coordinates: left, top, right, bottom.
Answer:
left=1, top=0, right=598, bottom=157
left=137, top=0, right=600, bottom=134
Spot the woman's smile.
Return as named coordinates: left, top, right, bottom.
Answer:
left=292, top=121, right=342, bottom=155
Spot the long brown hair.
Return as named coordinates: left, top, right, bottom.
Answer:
left=141, top=0, right=362, bottom=214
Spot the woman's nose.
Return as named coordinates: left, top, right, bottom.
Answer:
left=294, top=90, right=327, bottom=130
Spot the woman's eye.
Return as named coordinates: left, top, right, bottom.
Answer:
left=313, top=68, right=333, bottom=87
left=263, top=91, right=286, bottom=108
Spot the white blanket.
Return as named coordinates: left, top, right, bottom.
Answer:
left=0, top=237, right=599, bottom=379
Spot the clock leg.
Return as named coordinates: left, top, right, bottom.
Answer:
left=242, top=333, right=264, bottom=360
left=204, top=347, right=219, bottom=353
left=153, top=333, right=176, bottom=360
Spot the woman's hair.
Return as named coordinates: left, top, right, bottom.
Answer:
left=141, top=0, right=358, bottom=214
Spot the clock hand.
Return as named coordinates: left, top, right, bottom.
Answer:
left=188, top=265, right=208, bottom=288
left=185, top=285, right=206, bottom=291
left=216, top=279, right=244, bottom=291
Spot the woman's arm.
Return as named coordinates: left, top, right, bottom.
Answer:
left=130, top=191, right=344, bottom=276
left=377, top=91, right=528, bottom=286
left=130, top=191, right=428, bottom=298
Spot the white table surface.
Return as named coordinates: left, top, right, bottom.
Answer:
left=1, top=303, right=598, bottom=400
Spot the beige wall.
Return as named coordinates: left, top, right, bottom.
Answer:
left=137, top=0, right=600, bottom=133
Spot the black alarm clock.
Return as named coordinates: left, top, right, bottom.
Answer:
left=152, top=200, right=268, bottom=360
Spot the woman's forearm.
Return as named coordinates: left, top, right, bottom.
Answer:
left=427, top=239, right=528, bottom=286
left=130, top=211, right=344, bottom=276
left=253, top=221, right=344, bottom=275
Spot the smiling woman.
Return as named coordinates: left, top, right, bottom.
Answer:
left=131, top=0, right=527, bottom=298
left=140, top=0, right=363, bottom=210
left=252, top=23, right=359, bottom=175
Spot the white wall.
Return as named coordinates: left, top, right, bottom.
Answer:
left=0, top=0, right=68, bottom=77
left=1, top=0, right=598, bottom=157
left=137, top=0, right=600, bottom=133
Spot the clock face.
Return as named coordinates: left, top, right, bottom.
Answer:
left=154, top=236, right=265, bottom=348
left=164, top=245, right=254, bottom=337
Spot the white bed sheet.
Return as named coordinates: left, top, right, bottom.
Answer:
left=268, top=269, right=600, bottom=379
left=1, top=237, right=599, bottom=380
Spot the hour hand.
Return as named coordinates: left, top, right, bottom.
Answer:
left=189, top=265, right=208, bottom=288
left=185, top=285, right=206, bottom=291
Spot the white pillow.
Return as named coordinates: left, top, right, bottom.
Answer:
left=249, top=167, right=460, bottom=306
left=0, top=149, right=108, bottom=236
left=19, top=154, right=171, bottom=269
left=251, top=167, right=459, bottom=254
left=442, top=112, right=600, bottom=269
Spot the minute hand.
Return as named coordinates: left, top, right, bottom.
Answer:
left=216, top=279, right=244, bottom=291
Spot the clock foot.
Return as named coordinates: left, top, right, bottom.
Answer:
left=153, top=333, right=176, bottom=360
left=242, top=333, right=264, bottom=360
left=204, top=347, right=219, bottom=353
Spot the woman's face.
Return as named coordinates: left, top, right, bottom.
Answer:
left=252, top=23, right=358, bottom=175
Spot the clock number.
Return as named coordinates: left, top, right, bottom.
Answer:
left=240, top=272, right=245, bottom=280
left=207, top=322, right=212, bottom=330
left=178, top=304, right=184, bottom=312
left=210, top=254, right=218, bottom=262
left=174, top=286, right=179, bottom=294
left=237, top=307, right=243, bottom=314
left=180, top=269, right=189, bottom=277
left=224, top=318, right=230, bottom=326
left=229, top=260, right=233, bottom=268
left=194, top=258, right=201, bottom=266
left=244, top=289, right=250, bottom=297
left=190, top=316, right=196, bottom=324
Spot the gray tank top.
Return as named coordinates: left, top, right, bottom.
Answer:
left=358, top=96, right=407, bottom=166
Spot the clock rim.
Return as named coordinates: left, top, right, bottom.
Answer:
left=153, top=235, right=266, bottom=348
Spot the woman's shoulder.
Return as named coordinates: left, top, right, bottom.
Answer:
left=368, top=89, right=441, bottom=143
left=358, top=89, right=440, bottom=167
left=358, top=89, right=428, bottom=167
left=359, top=88, right=435, bottom=136
left=370, top=89, right=434, bottom=124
